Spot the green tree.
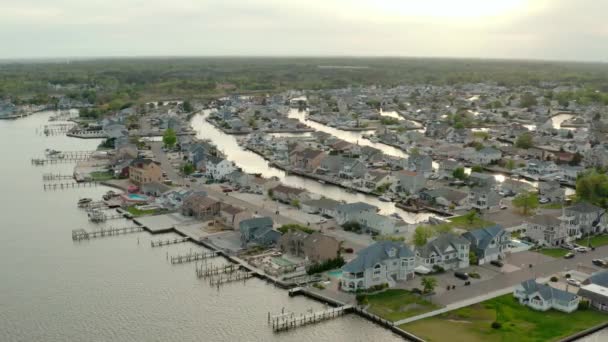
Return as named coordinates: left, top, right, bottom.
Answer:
left=181, top=162, right=195, bottom=175
left=505, top=159, right=516, bottom=170
left=452, top=167, right=467, bottom=180
left=469, top=251, right=478, bottom=265
left=421, top=277, right=437, bottom=294
left=464, top=210, right=478, bottom=224
left=515, top=133, right=534, bottom=149
left=291, top=199, right=301, bottom=208
left=512, top=191, right=539, bottom=215
left=182, top=100, right=193, bottom=112
left=413, top=226, right=434, bottom=247
left=163, top=128, right=177, bottom=148
left=471, top=165, right=484, bottom=173
left=576, top=170, right=608, bottom=208
left=520, top=92, right=537, bottom=108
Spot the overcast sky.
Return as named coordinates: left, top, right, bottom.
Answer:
left=2, top=0, right=607, bottom=61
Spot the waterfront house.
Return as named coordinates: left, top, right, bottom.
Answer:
left=538, top=181, right=565, bottom=203
left=338, top=159, right=367, bottom=179
left=513, top=279, right=580, bottom=313
left=462, top=225, right=509, bottom=265
left=318, top=155, right=343, bottom=174
left=270, top=184, right=308, bottom=204
left=468, top=172, right=496, bottom=188
left=129, top=158, right=163, bottom=185
left=278, top=231, right=340, bottom=263
left=290, top=148, right=326, bottom=172
left=407, top=154, right=433, bottom=175
left=420, top=187, right=469, bottom=210
left=156, top=188, right=199, bottom=210
left=203, top=156, right=236, bottom=181
left=334, top=202, right=378, bottom=225
left=239, top=217, right=279, bottom=247
left=141, top=181, right=171, bottom=197
left=181, top=193, right=221, bottom=220
left=340, top=241, right=416, bottom=292
left=469, top=185, right=502, bottom=211
left=352, top=211, right=409, bottom=235
left=438, top=159, right=463, bottom=179
left=525, top=214, right=568, bottom=247
left=219, top=204, right=252, bottom=230
left=393, top=170, right=426, bottom=195
left=300, top=198, right=341, bottom=217
left=361, top=170, right=394, bottom=190
left=416, top=233, right=470, bottom=271
left=470, top=147, right=502, bottom=165
left=561, top=202, right=607, bottom=238
left=580, top=271, right=608, bottom=312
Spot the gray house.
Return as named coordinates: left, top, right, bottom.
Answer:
left=334, top=202, right=377, bottom=225
left=239, top=217, right=279, bottom=247
left=462, top=225, right=509, bottom=265
left=416, top=233, right=470, bottom=271
left=562, top=202, right=607, bottom=238
left=469, top=185, right=502, bottom=211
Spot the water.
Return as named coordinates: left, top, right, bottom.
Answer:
left=0, top=112, right=404, bottom=342
left=191, top=112, right=432, bottom=223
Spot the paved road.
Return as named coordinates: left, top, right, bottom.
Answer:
left=432, top=245, right=608, bottom=306
left=149, top=142, right=305, bottom=227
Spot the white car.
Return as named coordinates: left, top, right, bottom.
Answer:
left=567, top=278, right=581, bottom=287
left=539, top=197, right=550, bottom=204
left=318, top=218, right=327, bottom=224
left=575, top=246, right=588, bottom=253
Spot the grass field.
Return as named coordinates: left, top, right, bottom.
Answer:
left=576, top=234, right=608, bottom=247
left=538, top=248, right=569, bottom=258
left=448, top=215, right=495, bottom=231
left=401, top=295, right=607, bottom=342
left=365, top=289, right=440, bottom=322
left=89, top=171, right=114, bottom=181
left=125, top=205, right=159, bottom=217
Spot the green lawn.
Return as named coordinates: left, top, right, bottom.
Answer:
left=541, top=202, right=564, bottom=209
left=401, top=295, right=607, bottom=342
left=448, top=215, right=495, bottom=231
left=125, top=205, right=160, bottom=217
left=576, top=234, right=608, bottom=247
left=538, top=248, right=569, bottom=258
left=89, top=171, right=114, bottom=181
left=366, top=289, right=440, bottom=322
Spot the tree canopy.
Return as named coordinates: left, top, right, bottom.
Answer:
left=512, top=191, right=538, bottom=215
left=163, top=128, right=177, bottom=148
left=576, top=169, right=608, bottom=208
left=515, top=133, right=534, bottom=149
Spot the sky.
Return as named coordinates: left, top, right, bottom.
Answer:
left=1, top=0, right=607, bottom=61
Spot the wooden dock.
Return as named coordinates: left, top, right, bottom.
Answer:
left=268, top=305, right=352, bottom=332
left=87, top=210, right=126, bottom=223
left=72, top=226, right=143, bottom=241
left=196, top=263, right=239, bottom=278
left=43, top=182, right=98, bottom=191
left=150, top=237, right=189, bottom=247
left=170, top=251, right=218, bottom=264
left=209, top=271, right=253, bottom=286
left=42, top=173, right=74, bottom=181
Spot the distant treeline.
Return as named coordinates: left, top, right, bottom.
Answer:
left=2, top=57, right=608, bottom=100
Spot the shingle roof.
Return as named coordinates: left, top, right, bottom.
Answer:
left=239, top=217, right=273, bottom=233
left=520, top=279, right=578, bottom=302
left=586, top=270, right=608, bottom=287
left=343, top=241, right=414, bottom=273
left=463, top=225, right=505, bottom=250
left=526, top=214, right=562, bottom=227
left=336, top=202, right=377, bottom=214
left=567, top=202, right=603, bottom=214
left=417, top=233, right=470, bottom=258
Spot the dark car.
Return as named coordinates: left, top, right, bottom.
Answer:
left=490, top=260, right=504, bottom=267
left=454, top=271, right=469, bottom=280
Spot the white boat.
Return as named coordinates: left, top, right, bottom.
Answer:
left=379, top=195, right=392, bottom=202
left=77, top=198, right=93, bottom=207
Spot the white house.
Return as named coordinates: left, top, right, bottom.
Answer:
left=513, top=279, right=580, bottom=313
left=340, top=241, right=416, bottom=291
left=525, top=214, right=568, bottom=247
left=469, top=147, right=502, bottom=165
left=416, top=233, right=470, bottom=271
left=204, top=157, right=237, bottom=180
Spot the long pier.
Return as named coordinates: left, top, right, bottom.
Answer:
left=209, top=271, right=253, bottom=286
left=150, top=237, right=189, bottom=247
left=42, top=173, right=74, bottom=181
left=72, top=226, right=143, bottom=241
left=43, top=182, right=98, bottom=191
left=196, top=263, right=239, bottom=278
left=170, top=251, right=219, bottom=264
left=268, top=305, right=352, bottom=332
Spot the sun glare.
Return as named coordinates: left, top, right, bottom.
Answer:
left=372, top=0, right=528, bottom=18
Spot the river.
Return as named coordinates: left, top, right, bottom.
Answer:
left=190, top=112, right=432, bottom=223
left=0, top=112, right=405, bottom=342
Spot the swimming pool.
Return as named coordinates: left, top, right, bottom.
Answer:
left=328, top=270, right=342, bottom=278
left=122, top=193, right=149, bottom=202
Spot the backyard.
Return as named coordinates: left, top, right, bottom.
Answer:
left=89, top=171, right=114, bottom=181
left=401, top=294, right=607, bottom=342
left=365, top=289, right=440, bottom=321
left=125, top=205, right=160, bottom=217
left=576, top=234, right=608, bottom=247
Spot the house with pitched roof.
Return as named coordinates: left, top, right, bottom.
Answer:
left=129, top=158, right=163, bottom=185
left=513, top=279, right=580, bottom=313
left=340, top=241, right=416, bottom=291
left=393, top=170, right=426, bottom=194
left=420, top=187, right=470, bottom=210
left=416, top=233, right=470, bottom=271
left=579, top=271, right=608, bottom=312
left=525, top=214, right=568, bottom=247
left=334, top=202, right=378, bottom=225
left=469, top=185, right=502, bottom=211
left=561, top=202, right=607, bottom=238
left=239, top=217, right=279, bottom=247
left=278, top=231, right=340, bottom=263
left=462, top=225, right=509, bottom=264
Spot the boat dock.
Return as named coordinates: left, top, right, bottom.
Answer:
left=170, top=251, right=218, bottom=264
left=150, top=237, right=189, bottom=247
left=268, top=305, right=353, bottom=332
left=72, top=226, right=143, bottom=241
left=42, top=173, right=74, bottom=181
left=196, top=263, right=239, bottom=278
left=209, top=270, right=253, bottom=287
left=43, top=182, right=98, bottom=191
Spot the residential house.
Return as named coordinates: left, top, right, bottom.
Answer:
left=561, top=202, right=607, bottom=238
left=204, top=156, right=236, bottom=180
left=393, top=170, right=426, bottom=195
left=513, top=279, right=580, bottom=313
left=468, top=172, right=496, bottom=188
left=462, top=225, right=509, bottom=264
left=340, top=241, right=416, bottom=291
left=539, top=181, right=565, bottom=203
left=416, top=233, right=470, bottom=271
left=290, top=148, right=326, bottom=172
left=438, top=159, right=463, bottom=179
left=129, top=158, right=163, bottom=185
left=220, top=205, right=253, bottom=230
left=334, top=202, right=378, bottom=225
left=339, top=159, right=367, bottom=179
left=353, top=211, right=409, bottom=235
left=239, top=217, right=280, bottom=247
left=278, top=231, right=340, bottom=263
left=469, top=185, right=502, bottom=211
left=300, top=198, right=341, bottom=217
left=156, top=188, right=199, bottom=210
left=420, top=187, right=469, bottom=210
left=525, top=214, right=568, bottom=246
left=270, top=184, right=308, bottom=204
left=141, top=181, right=171, bottom=197
left=407, top=154, right=433, bottom=175
left=181, top=194, right=221, bottom=219
left=579, top=271, right=608, bottom=312
left=470, top=147, right=502, bottom=165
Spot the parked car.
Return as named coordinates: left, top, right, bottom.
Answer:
left=575, top=246, right=588, bottom=253
left=592, top=259, right=608, bottom=267
left=562, top=243, right=575, bottom=250
left=191, top=172, right=203, bottom=178
left=567, top=278, right=581, bottom=287
left=490, top=260, right=504, bottom=267
left=564, top=252, right=575, bottom=259
left=539, top=197, right=550, bottom=204
left=500, top=204, right=508, bottom=210
left=454, top=271, right=469, bottom=280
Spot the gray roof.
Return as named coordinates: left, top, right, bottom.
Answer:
left=463, top=225, right=505, bottom=250
left=478, top=147, right=500, bottom=155
left=526, top=214, right=561, bottom=227
left=586, top=271, right=608, bottom=287
left=520, top=279, right=578, bottom=302
left=417, top=233, right=470, bottom=258
left=343, top=241, right=414, bottom=273
left=336, top=202, right=377, bottom=215
left=426, top=187, right=468, bottom=202
left=239, top=217, right=273, bottom=233
left=302, top=198, right=341, bottom=210
left=567, top=202, right=603, bottom=214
